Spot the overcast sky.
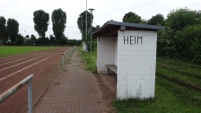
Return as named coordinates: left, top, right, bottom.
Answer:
left=0, top=0, right=201, bottom=40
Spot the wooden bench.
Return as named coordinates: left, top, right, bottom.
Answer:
left=106, top=64, right=117, bottom=75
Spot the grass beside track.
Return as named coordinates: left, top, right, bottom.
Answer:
left=0, top=46, right=52, bottom=57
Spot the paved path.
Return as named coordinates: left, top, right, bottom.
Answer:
left=33, top=50, right=107, bottom=113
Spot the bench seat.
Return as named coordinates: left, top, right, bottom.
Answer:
left=106, top=64, right=117, bottom=75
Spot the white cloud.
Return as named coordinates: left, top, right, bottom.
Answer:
left=0, top=0, right=201, bottom=40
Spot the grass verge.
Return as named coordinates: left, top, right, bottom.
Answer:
left=0, top=46, right=51, bottom=57
left=77, top=46, right=97, bottom=73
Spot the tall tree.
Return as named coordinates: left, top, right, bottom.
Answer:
left=0, top=16, right=7, bottom=42
left=148, top=14, right=165, bottom=26
left=52, top=8, right=67, bottom=42
left=33, top=10, right=49, bottom=42
left=16, top=34, right=24, bottom=45
left=123, top=12, right=141, bottom=23
left=77, top=11, right=93, bottom=41
left=31, top=34, right=36, bottom=41
left=7, top=18, right=19, bottom=42
left=166, top=8, right=197, bottom=31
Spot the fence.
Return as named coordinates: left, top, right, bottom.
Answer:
left=0, top=74, right=34, bottom=113
left=62, top=46, right=76, bottom=70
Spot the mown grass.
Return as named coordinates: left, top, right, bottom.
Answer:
left=157, top=60, right=201, bottom=78
left=157, top=57, right=201, bottom=69
left=113, top=77, right=201, bottom=113
left=157, top=67, right=201, bottom=88
left=78, top=47, right=201, bottom=113
left=0, top=46, right=51, bottom=57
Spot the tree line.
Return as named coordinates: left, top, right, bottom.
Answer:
left=125, top=8, right=201, bottom=63
left=77, top=10, right=101, bottom=51
left=0, top=17, right=19, bottom=44
left=0, top=8, right=81, bottom=46
left=81, top=8, right=200, bottom=63
left=123, top=8, right=201, bottom=63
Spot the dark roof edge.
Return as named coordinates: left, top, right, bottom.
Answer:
left=108, top=20, right=164, bottom=30
left=93, top=20, right=164, bottom=36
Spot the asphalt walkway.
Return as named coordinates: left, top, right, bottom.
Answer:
left=33, top=50, right=108, bottom=113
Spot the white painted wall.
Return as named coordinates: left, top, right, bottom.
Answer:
left=117, top=30, right=157, bottom=99
left=97, top=37, right=116, bottom=73
left=114, top=38, right=118, bottom=66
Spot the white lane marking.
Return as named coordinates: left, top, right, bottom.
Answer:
left=0, top=53, right=49, bottom=66
left=0, top=53, right=55, bottom=63
left=0, top=54, right=57, bottom=81
left=0, top=55, right=44, bottom=72
left=0, top=57, right=28, bottom=66
left=0, top=54, right=29, bottom=63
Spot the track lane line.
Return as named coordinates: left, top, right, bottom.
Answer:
left=0, top=57, right=30, bottom=66
left=0, top=54, right=57, bottom=82
left=0, top=54, right=31, bottom=63
left=0, top=53, right=51, bottom=63
left=0, top=55, right=45, bottom=72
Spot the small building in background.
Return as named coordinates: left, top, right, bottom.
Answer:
left=93, top=21, right=163, bottom=100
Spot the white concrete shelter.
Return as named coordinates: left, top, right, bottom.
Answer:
left=93, top=21, right=163, bottom=100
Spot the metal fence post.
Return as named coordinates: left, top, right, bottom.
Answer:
left=65, top=53, right=67, bottom=62
left=28, top=80, right=32, bottom=113
left=0, top=74, right=33, bottom=112
left=62, top=54, right=64, bottom=70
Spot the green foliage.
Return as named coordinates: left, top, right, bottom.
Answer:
left=176, top=24, right=201, bottom=62
left=157, top=8, right=201, bottom=63
left=122, top=12, right=142, bottom=23
left=57, top=36, right=67, bottom=45
left=33, top=10, right=49, bottom=40
left=7, top=18, right=19, bottom=42
left=0, top=16, right=7, bottom=42
left=31, top=34, right=36, bottom=41
left=148, top=14, right=165, bottom=25
left=166, top=8, right=198, bottom=31
left=52, top=8, right=67, bottom=42
left=77, top=11, right=93, bottom=41
left=0, top=46, right=51, bottom=57
left=67, top=39, right=81, bottom=46
left=16, top=34, right=24, bottom=45
left=78, top=46, right=97, bottom=73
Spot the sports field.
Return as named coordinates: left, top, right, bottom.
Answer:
left=0, top=46, right=70, bottom=113
left=0, top=46, right=52, bottom=57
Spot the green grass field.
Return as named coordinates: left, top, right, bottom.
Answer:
left=79, top=48, right=201, bottom=113
left=0, top=46, right=52, bottom=57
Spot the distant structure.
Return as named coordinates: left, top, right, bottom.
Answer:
left=24, top=39, right=35, bottom=46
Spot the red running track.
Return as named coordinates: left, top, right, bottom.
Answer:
left=0, top=47, right=70, bottom=113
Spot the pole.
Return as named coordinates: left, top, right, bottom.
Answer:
left=28, top=80, right=32, bottom=113
left=88, top=8, right=94, bottom=55
left=49, top=22, right=50, bottom=39
left=90, top=11, right=92, bottom=55
left=85, top=0, right=87, bottom=51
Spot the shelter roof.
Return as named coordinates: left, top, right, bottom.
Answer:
left=93, top=20, right=164, bottom=37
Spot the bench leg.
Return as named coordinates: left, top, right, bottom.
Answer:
left=107, top=68, right=114, bottom=75
left=107, top=68, right=111, bottom=75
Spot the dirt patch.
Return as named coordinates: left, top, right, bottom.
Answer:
left=95, top=73, right=117, bottom=113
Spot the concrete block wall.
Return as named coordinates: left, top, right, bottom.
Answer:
left=97, top=37, right=116, bottom=73
left=117, top=30, right=157, bottom=99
